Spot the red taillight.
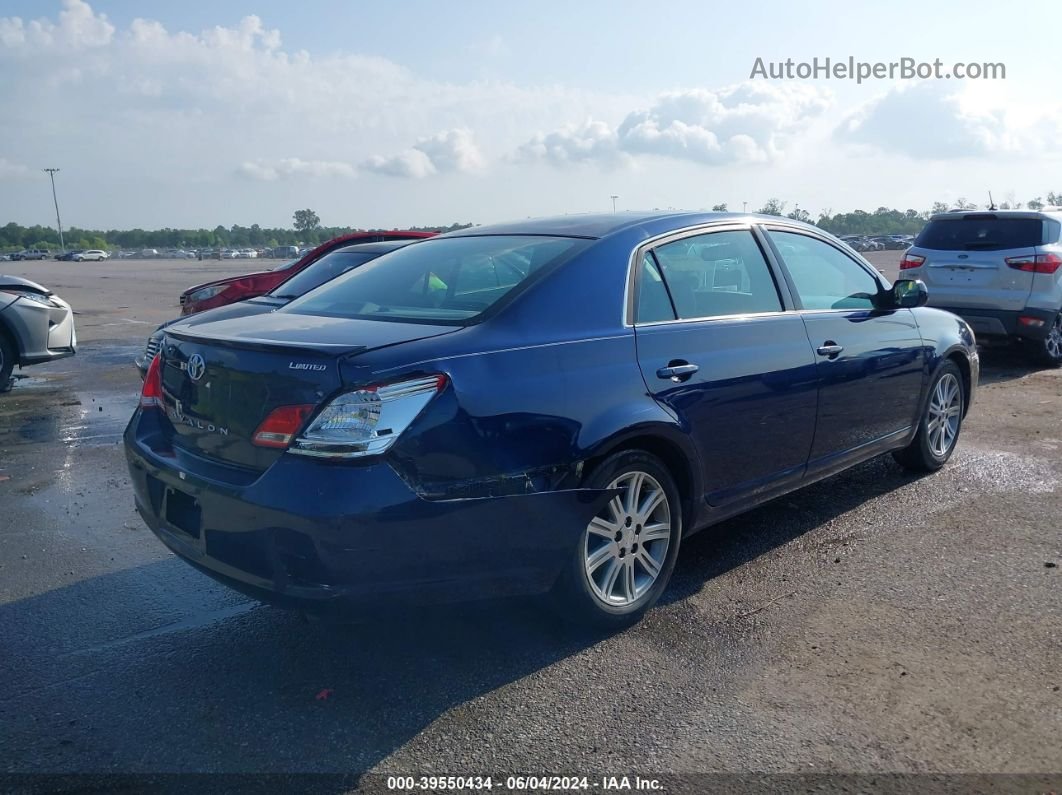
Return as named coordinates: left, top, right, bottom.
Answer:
left=252, top=404, right=316, bottom=448
left=1005, top=253, right=1062, bottom=274
left=899, top=254, right=925, bottom=270
left=140, top=355, right=163, bottom=409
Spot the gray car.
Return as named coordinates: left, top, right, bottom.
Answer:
left=900, top=210, right=1062, bottom=365
left=0, top=275, right=77, bottom=390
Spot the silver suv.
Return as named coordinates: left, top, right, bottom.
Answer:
left=901, top=210, right=1062, bottom=365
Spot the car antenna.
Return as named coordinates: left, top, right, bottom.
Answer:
left=987, top=190, right=997, bottom=211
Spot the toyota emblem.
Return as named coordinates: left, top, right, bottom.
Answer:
left=187, top=353, right=206, bottom=382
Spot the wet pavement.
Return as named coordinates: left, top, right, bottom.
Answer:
left=1, top=258, right=1060, bottom=783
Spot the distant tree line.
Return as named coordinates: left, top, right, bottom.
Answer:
left=0, top=213, right=474, bottom=253
left=740, top=191, right=1062, bottom=237
left=5, top=193, right=1062, bottom=252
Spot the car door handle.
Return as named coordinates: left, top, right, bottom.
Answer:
left=816, top=342, right=844, bottom=358
left=657, top=363, right=699, bottom=381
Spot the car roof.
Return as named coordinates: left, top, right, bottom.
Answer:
left=436, top=211, right=817, bottom=240
left=929, top=209, right=1062, bottom=222
left=330, top=240, right=418, bottom=255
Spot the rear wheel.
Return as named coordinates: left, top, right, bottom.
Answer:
left=0, top=333, right=15, bottom=393
left=893, top=361, right=964, bottom=472
left=552, top=450, right=682, bottom=629
left=1031, top=311, right=1062, bottom=367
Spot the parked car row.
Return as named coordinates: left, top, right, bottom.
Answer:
left=4, top=248, right=52, bottom=261
left=839, top=234, right=913, bottom=252
left=111, top=246, right=322, bottom=260
left=125, top=211, right=986, bottom=629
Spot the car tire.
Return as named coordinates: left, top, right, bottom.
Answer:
left=1031, top=311, right=1062, bottom=368
left=552, top=450, right=682, bottom=630
left=0, top=332, right=15, bottom=393
left=893, top=361, right=964, bottom=472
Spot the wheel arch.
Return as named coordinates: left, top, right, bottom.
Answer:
left=582, top=427, right=700, bottom=534
left=944, top=348, right=973, bottom=416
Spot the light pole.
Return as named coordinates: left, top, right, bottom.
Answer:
left=43, top=168, right=65, bottom=253
left=742, top=201, right=748, bottom=214
left=610, top=195, right=619, bottom=213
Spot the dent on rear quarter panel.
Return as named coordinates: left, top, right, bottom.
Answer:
left=385, top=331, right=651, bottom=500
left=371, top=227, right=679, bottom=504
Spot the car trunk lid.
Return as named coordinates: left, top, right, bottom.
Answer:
left=921, top=247, right=1036, bottom=310
left=159, top=314, right=457, bottom=469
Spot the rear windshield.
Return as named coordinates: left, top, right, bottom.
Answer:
left=915, top=216, right=1053, bottom=251
left=283, top=235, right=589, bottom=324
left=270, top=250, right=382, bottom=299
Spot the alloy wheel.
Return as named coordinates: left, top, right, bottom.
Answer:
left=1045, top=314, right=1062, bottom=361
left=927, top=373, right=962, bottom=458
left=583, top=470, right=671, bottom=607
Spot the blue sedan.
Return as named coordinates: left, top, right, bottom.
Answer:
left=125, top=212, right=979, bottom=627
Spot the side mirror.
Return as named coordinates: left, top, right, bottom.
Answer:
left=892, top=279, right=928, bottom=309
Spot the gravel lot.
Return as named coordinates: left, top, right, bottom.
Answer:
left=1, top=253, right=1060, bottom=787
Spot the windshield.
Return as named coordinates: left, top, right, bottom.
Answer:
left=915, top=216, right=1053, bottom=251
left=271, top=258, right=301, bottom=272
left=270, top=250, right=383, bottom=299
left=283, top=235, right=588, bottom=324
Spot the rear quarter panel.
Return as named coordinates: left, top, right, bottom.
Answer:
left=346, top=231, right=701, bottom=503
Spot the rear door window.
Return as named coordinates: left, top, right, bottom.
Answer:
left=649, top=230, right=782, bottom=319
left=635, top=254, right=676, bottom=323
left=915, top=216, right=1049, bottom=251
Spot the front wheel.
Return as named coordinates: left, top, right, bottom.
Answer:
left=893, top=361, right=964, bottom=472
left=1031, top=311, right=1062, bottom=367
left=552, top=450, right=682, bottom=629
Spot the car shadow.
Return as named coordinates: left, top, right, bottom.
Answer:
left=1, top=458, right=929, bottom=786
left=976, top=344, right=1057, bottom=386
left=662, top=454, right=921, bottom=605
left=0, top=557, right=610, bottom=782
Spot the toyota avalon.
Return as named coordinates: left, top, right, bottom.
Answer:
left=125, top=212, right=978, bottom=627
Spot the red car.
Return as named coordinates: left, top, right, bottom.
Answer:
left=178, top=231, right=435, bottom=315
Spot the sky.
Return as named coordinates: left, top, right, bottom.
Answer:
left=1, top=0, right=1060, bottom=231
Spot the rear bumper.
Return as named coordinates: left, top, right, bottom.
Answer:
left=124, top=413, right=610, bottom=612
left=933, top=306, right=1056, bottom=341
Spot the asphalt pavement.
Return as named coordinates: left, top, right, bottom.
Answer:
left=1, top=254, right=1059, bottom=788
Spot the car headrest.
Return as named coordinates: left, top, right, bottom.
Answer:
left=700, top=243, right=742, bottom=261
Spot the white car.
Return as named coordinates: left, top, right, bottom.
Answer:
left=238, top=249, right=258, bottom=259
left=73, top=250, right=108, bottom=262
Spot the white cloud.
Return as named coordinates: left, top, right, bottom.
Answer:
left=0, top=0, right=113, bottom=49
left=516, top=83, right=831, bottom=168
left=515, top=119, right=622, bottom=166
left=362, top=129, right=485, bottom=179
left=237, top=158, right=357, bottom=181
left=834, top=82, right=1060, bottom=159
left=362, top=150, right=438, bottom=179
left=0, top=158, right=32, bottom=180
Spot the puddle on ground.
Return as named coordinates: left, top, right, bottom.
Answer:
left=57, top=391, right=138, bottom=447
